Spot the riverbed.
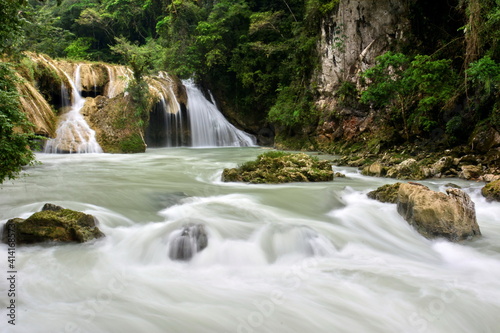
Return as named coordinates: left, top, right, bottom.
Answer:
left=1, top=148, right=499, bottom=333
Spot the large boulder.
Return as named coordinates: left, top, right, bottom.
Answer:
left=168, top=224, right=208, bottom=261
left=1, top=203, right=104, bottom=245
left=397, top=183, right=481, bottom=241
left=481, top=179, right=500, bottom=202
left=222, top=151, right=336, bottom=184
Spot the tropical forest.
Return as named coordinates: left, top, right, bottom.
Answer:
left=1, top=0, right=500, bottom=332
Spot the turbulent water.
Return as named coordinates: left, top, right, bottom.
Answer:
left=1, top=148, right=499, bottom=333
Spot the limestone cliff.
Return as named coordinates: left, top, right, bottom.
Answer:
left=315, top=0, right=411, bottom=146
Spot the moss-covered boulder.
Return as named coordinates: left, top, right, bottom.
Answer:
left=1, top=203, right=104, bottom=245
left=367, top=182, right=402, bottom=203
left=222, top=151, right=335, bottom=184
left=481, top=179, right=500, bottom=202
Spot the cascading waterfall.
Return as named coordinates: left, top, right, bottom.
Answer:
left=184, top=80, right=256, bottom=147
left=44, top=65, right=103, bottom=154
left=146, top=79, right=255, bottom=148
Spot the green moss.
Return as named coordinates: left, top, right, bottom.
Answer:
left=481, top=180, right=500, bottom=202
left=367, top=183, right=402, bottom=203
left=119, top=133, right=146, bottom=153
left=222, top=151, right=334, bottom=184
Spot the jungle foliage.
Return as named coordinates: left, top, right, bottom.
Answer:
left=1, top=0, right=499, bottom=181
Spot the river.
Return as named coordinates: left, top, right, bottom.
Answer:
left=1, top=148, right=499, bottom=333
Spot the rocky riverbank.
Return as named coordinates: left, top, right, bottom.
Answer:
left=336, top=143, right=499, bottom=183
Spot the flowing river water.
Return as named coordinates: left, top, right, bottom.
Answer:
left=1, top=148, right=500, bottom=333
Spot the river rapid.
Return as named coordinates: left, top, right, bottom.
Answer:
left=1, top=148, right=499, bottom=333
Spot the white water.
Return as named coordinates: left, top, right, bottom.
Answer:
left=44, top=65, right=103, bottom=154
left=184, top=81, right=256, bottom=147
left=1, top=148, right=500, bottom=333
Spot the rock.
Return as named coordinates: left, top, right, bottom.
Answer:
left=334, top=172, right=346, bottom=178
left=481, top=174, right=500, bottom=183
left=445, top=183, right=461, bottom=189
left=222, top=151, right=333, bottom=184
left=42, top=203, right=64, bottom=212
left=362, top=162, right=386, bottom=177
left=347, top=157, right=366, bottom=167
left=397, top=183, right=481, bottom=241
left=471, top=126, right=500, bottom=153
left=367, top=182, right=402, bottom=203
left=1, top=204, right=104, bottom=245
left=481, top=179, right=500, bottom=202
left=168, top=224, right=208, bottom=261
left=386, top=158, right=424, bottom=179
left=429, top=156, right=454, bottom=177
left=459, top=165, right=482, bottom=180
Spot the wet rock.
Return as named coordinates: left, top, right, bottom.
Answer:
left=367, top=182, right=402, bottom=203
left=445, top=183, right=461, bottom=189
left=222, top=151, right=333, bottom=184
left=459, top=165, right=482, bottom=180
left=428, top=156, right=454, bottom=177
left=386, top=158, right=424, bottom=180
left=168, top=224, right=208, bottom=261
left=397, top=183, right=481, bottom=241
left=42, top=203, right=64, bottom=212
left=481, top=179, right=500, bottom=202
left=1, top=204, right=104, bottom=245
left=362, top=162, right=386, bottom=177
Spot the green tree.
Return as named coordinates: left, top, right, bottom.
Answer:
left=361, top=52, right=458, bottom=140
left=0, top=0, right=38, bottom=184
left=0, top=62, right=38, bottom=184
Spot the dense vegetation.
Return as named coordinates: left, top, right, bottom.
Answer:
left=1, top=0, right=499, bottom=182
left=0, top=0, right=38, bottom=184
left=18, top=0, right=498, bottom=141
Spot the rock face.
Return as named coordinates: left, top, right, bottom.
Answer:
left=222, top=152, right=335, bottom=184
left=367, top=182, right=402, bottom=203
left=1, top=203, right=104, bottom=245
left=168, top=224, right=208, bottom=261
left=481, top=179, right=500, bottom=202
left=397, top=183, right=481, bottom=241
left=316, top=0, right=410, bottom=100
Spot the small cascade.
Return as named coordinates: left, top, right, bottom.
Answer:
left=146, top=73, right=190, bottom=147
left=105, top=65, right=132, bottom=98
left=44, top=65, right=103, bottom=153
left=184, top=80, right=256, bottom=147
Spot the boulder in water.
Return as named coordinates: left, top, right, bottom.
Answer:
left=222, top=151, right=334, bottom=184
left=168, top=224, right=208, bottom=261
left=367, top=182, right=402, bottom=203
left=481, top=179, right=500, bottom=202
left=397, top=183, right=481, bottom=241
left=1, top=204, right=104, bottom=245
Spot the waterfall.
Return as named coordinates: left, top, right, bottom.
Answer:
left=184, top=80, right=256, bottom=147
left=44, top=65, right=103, bottom=154
left=145, top=78, right=255, bottom=148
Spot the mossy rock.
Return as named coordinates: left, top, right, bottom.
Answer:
left=367, top=182, right=402, bottom=203
left=222, top=151, right=334, bottom=184
left=1, top=204, right=104, bottom=245
left=481, top=179, right=500, bottom=202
